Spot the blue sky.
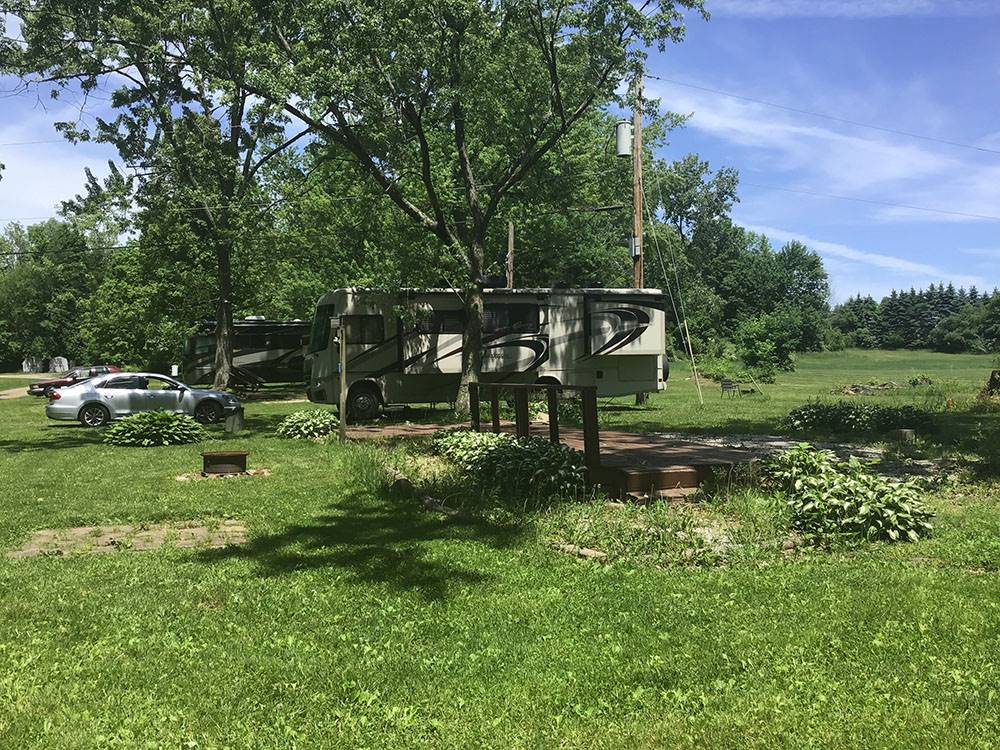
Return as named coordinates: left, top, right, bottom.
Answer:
left=648, top=0, right=1000, bottom=302
left=2, top=1, right=999, bottom=303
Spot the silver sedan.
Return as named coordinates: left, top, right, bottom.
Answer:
left=45, top=372, right=242, bottom=427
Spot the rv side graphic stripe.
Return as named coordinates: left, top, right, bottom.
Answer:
left=483, top=339, right=549, bottom=371
left=584, top=307, right=651, bottom=358
left=347, top=334, right=400, bottom=365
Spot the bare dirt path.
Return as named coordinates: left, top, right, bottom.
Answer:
left=0, top=386, right=28, bottom=400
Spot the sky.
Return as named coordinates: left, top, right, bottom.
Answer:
left=2, top=1, right=1000, bottom=303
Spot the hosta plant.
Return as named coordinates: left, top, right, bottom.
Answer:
left=103, top=411, right=208, bottom=447
left=432, top=429, right=586, bottom=498
left=783, top=400, right=934, bottom=436
left=276, top=409, right=339, bottom=439
left=764, top=443, right=933, bottom=544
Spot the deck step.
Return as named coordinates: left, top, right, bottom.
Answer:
left=592, top=460, right=738, bottom=498
left=627, top=486, right=702, bottom=502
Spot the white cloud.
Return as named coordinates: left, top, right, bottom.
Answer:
left=649, top=78, right=1000, bottom=226
left=710, top=0, right=999, bottom=18
left=655, top=82, right=957, bottom=194
left=741, top=222, right=986, bottom=292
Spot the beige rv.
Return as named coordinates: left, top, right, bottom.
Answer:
left=304, top=287, right=668, bottom=418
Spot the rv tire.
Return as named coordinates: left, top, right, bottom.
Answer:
left=347, top=383, right=381, bottom=421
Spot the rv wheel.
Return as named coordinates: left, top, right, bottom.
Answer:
left=347, top=384, right=381, bottom=421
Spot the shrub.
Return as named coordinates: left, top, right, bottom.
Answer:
left=698, top=357, right=775, bottom=385
left=531, top=396, right=583, bottom=426
left=734, top=309, right=801, bottom=373
left=432, top=429, right=586, bottom=498
left=276, top=409, right=339, bottom=439
left=908, top=373, right=933, bottom=387
left=764, top=443, right=933, bottom=544
left=783, top=400, right=935, bottom=436
left=103, top=411, right=208, bottom=447
left=476, top=393, right=586, bottom=427
left=971, top=422, right=1000, bottom=473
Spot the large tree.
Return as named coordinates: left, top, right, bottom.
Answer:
left=3, top=1, right=316, bottom=388
left=241, top=0, right=706, bottom=410
left=3, top=0, right=705, bottom=405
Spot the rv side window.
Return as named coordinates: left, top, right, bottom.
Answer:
left=416, top=310, right=465, bottom=334
left=483, top=304, right=540, bottom=334
left=343, top=315, right=384, bottom=345
left=309, top=304, right=335, bottom=353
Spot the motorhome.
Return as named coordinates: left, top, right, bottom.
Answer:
left=305, top=288, right=668, bottom=418
left=182, top=318, right=309, bottom=386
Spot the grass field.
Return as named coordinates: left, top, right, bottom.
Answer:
left=601, top=348, right=996, bottom=436
left=1, top=350, right=999, bottom=748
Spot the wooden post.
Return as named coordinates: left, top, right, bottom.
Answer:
left=581, top=386, right=600, bottom=471
left=490, top=388, right=501, bottom=433
left=470, top=382, right=481, bottom=432
left=506, top=221, right=514, bottom=288
left=337, top=324, right=348, bottom=441
left=547, top=387, right=560, bottom=445
left=514, top=388, right=530, bottom=438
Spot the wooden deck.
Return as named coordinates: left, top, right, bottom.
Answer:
left=347, top=421, right=762, bottom=498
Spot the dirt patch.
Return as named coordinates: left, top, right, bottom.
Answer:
left=175, top=468, right=272, bottom=481
left=0, top=386, right=28, bottom=400
left=7, top=519, right=246, bottom=559
left=832, top=382, right=901, bottom=396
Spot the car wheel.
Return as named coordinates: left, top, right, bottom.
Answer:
left=79, top=404, right=110, bottom=428
left=194, top=400, right=224, bottom=424
left=347, top=383, right=381, bottom=421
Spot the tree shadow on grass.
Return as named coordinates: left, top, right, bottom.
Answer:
left=0, top=423, right=106, bottom=453
left=199, top=488, right=528, bottom=601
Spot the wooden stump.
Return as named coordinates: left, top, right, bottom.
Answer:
left=986, top=370, right=1000, bottom=396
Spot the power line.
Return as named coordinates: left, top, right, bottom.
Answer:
left=0, top=138, right=69, bottom=147
left=740, top=180, right=1000, bottom=222
left=644, top=74, right=1000, bottom=157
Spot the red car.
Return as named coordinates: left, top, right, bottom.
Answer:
left=27, top=365, right=121, bottom=397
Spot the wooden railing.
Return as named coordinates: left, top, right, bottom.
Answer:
left=468, top=382, right=601, bottom=471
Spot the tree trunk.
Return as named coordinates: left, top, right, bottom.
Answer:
left=212, top=240, right=235, bottom=390
left=455, top=241, right=485, bottom=416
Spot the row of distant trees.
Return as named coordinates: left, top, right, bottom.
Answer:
left=830, top=284, right=1000, bottom=354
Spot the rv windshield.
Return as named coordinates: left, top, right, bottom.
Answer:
left=309, top=304, right=335, bottom=353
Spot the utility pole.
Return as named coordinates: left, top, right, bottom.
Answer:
left=632, top=72, right=644, bottom=289
left=506, top=220, right=514, bottom=288
left=632, top=71, right=648, bottom=405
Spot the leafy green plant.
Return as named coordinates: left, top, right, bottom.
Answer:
left=432, top=429, right=586, bottom=499
left=783, top=400, right=935, bottom=436
left=476, top=393, right=586, bottom=427
left=908, top=373, right=933, bottom=387
left=698, top=356, right=776, bottom=385
left=764, top=443, right=933, bottom=544
left=103, top=411, right=208, bottom=447
left=276, top=409, right=339, bottom=439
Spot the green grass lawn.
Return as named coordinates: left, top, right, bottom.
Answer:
left=1, top=351, right=1000, bottom=748
left=602, top=348, right=995, bottom=436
